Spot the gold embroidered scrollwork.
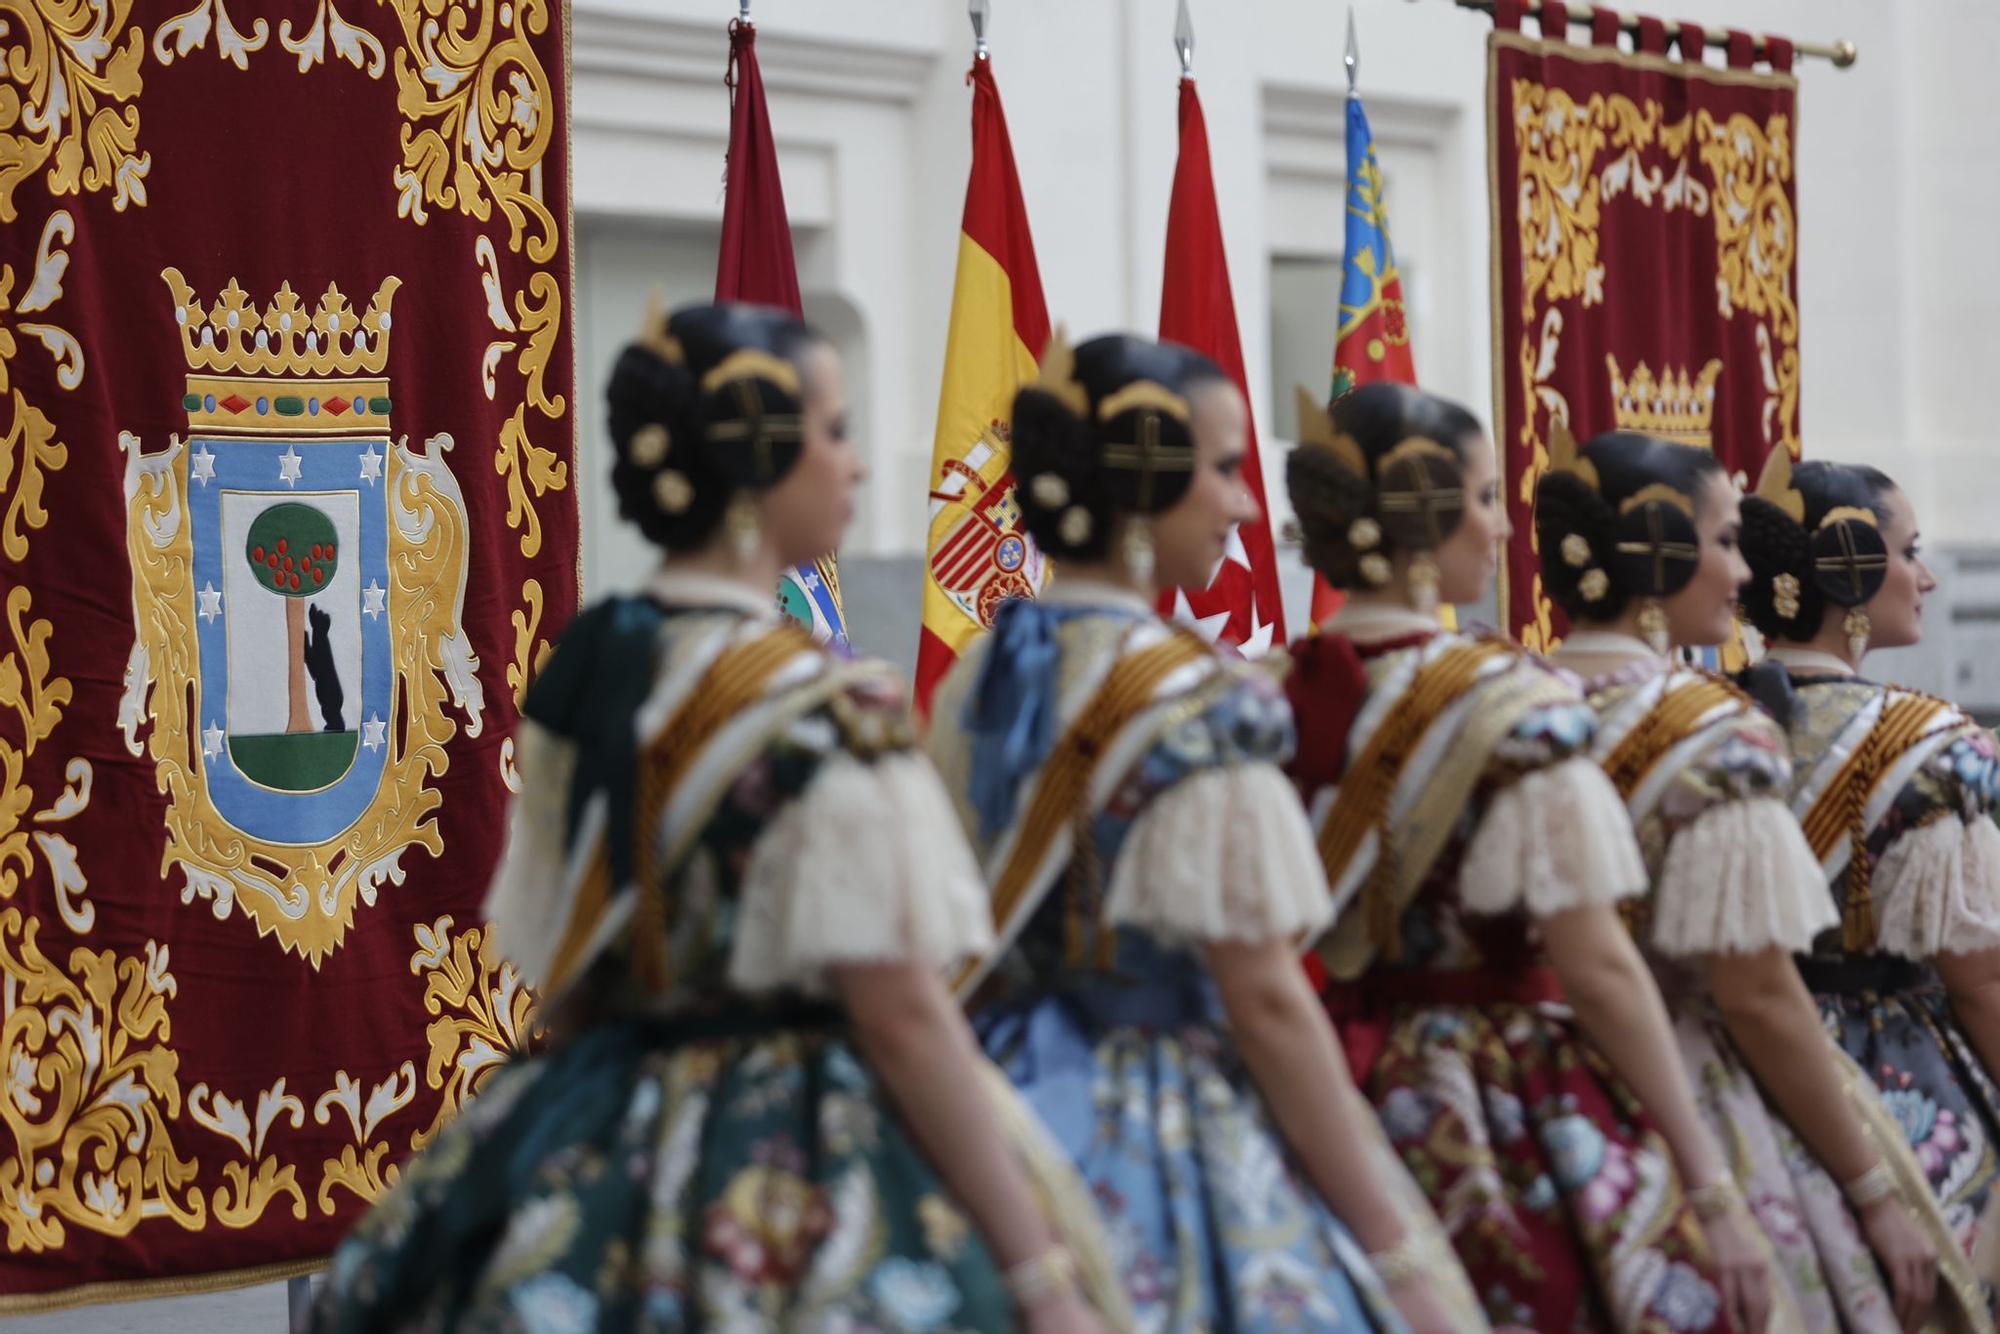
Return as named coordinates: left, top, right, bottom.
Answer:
left=407, top=915, right=534, bottom=1151
left=0, top=0, right=150, bottom=222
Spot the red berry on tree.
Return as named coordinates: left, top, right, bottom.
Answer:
left=288, top=573, right=300, bottom=590
left=276, top=539, right=287, bottom=555
left=252, top=545, right=265, bottom=563
left=312, top=566, right=324, bottom=585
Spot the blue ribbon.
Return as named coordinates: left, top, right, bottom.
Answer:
left=964, top=597, right=1133, bottom=840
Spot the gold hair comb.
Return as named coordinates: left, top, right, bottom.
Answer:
left=1753, top=446, right=1806, bottom=523
left=637, top=289, right=685, bottom=365
left=1035, top=325, right=1090, bottom=419
left=701, top=347, right=801, bottom=397
left=1097, top=380, right=1190, bottom=423
left=1293, top=385, right=1368, bottom=479
left=1546, top=415, right=1600, bottom=493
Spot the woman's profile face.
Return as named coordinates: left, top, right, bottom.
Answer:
left=757, top=341, right=862, bottom=568
left=1150, top=379, right=1258, bottom=593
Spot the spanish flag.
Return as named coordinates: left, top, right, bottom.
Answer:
left=915, top=56, right=1050, bottom=715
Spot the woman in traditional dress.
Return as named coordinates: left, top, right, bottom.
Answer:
left=1280, top=381, right=1778, bottom=1332
left=924, top=332, right=1479, bottom=1331
left=309, top=303, right=1124, bottom=1332
left=1539, top=428, right=1980, bottom=1332
left=1737, top=452, right=2000, bottom=1269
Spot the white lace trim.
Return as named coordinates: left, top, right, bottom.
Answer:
left=1874, top=816, right=2000, bottom=959
left=1459, top=757, right=1646, bottom=917
left=729, top=751, right=994, bottom=993
left=1102, top=763, right=1334, bottom=946
left=1649, top=797, right=1838, bottom=957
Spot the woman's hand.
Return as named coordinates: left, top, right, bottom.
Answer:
left=1700, top=1206, right=1774, bottom=1332
left=1855, top=1196, right=1937, bottom=1331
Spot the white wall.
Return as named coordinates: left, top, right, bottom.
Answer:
left=573, top=0, right=1998, bottom=681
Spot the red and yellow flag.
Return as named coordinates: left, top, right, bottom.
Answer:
left=915, top=57, right=1050, bottom=715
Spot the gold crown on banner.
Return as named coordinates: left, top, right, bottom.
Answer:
left=161, top=267, right=400, bottom=377
left=1606, top=355, right=1722, bottom=447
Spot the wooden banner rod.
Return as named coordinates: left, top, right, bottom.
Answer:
left=1446, top=0, right=1858, bottom=68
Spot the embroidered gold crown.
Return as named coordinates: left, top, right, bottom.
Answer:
left=1606, top=355, right=1721, bottom=447
left=162, top=268, right=399, bottom=376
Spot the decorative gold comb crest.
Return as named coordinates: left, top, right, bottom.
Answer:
left=1754, top=445, right=1806, bottom=523
left=1035, top=324, right=1090, bottom=419
left=1294, top=384, right=1368, bottom=479
left=1546, top=413, right=1601, bottom=493
left=1606, top=354, right=1722, bottom=447
left=162, top=268, right=398, bottom=377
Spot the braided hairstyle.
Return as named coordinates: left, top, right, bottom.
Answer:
left=604, top=301, right=826, bottom=553
left=1739, top=458, right=1897, bottom=641
left=1286, top=381, right=1483, bottom=589
left=1534, top=431, right=1724, bottom=621
left=1010, top=333, right=1228, bottom=563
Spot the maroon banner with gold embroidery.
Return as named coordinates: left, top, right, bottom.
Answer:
left=1488, top=8, right=1799, bottom=650
left=0, top=1, right=572, bottom=1309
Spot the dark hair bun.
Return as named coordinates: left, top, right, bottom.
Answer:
left=604, top=301, right=821, bottom=553
left=1011, top=332, right=1226, bottom=563
left=1286, top=381, right=1484, bottom=591
left=1739, top=457, right=1897, bottom=640
left=1533, top=431, right=1720, bottom=622
left=1534, top=468, right=1623, bottom=618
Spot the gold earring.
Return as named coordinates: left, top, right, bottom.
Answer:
left=1844, top=606, right=1871, bottom=660
left=1407, top=552, right=1441, bottom=617
left=1121, top=518, right=1155, bottom=586
left=725, top=492, right=761, bottom=563
left=1638, top=599, right=1670, bottom=656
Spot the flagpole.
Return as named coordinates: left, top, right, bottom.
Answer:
left=1438, top=0, right=1856, bottom=67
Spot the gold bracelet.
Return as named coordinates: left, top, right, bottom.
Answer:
left=1842, top=1161, right=1897, bottom=1210
left=1004, top=1246, right=1078, bottom=1310
left=1366, top=1230, right=1433, bottom=1288
left=1686, top=1175, right=1746, bottom=1223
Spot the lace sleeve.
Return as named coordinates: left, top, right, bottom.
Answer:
left=1650, top=797, right=1838, bottom=956
left=729, top=750, right=995, bottom=994
left=1460, top=756, right=1648, bottom=918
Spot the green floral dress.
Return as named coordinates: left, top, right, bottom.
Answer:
left=310, top=582, right=1020, bottom=1332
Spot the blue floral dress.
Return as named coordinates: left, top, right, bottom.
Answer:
left=310, top=579, right=1081, bottom=1332
left=926, top=586, right=1407, bottom=1332
left=1748, top=664, right=2000, bottom=1262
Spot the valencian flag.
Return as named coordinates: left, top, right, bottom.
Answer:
left=1158, top=78, right=1284, bottom=654
left=0, top=0, right=573, bottom=1309
left=1315, top=90, right=1422, bottom=625
left=915, top=55, right=1051, bottom=715
left=715, top=18, right=848, bottom=647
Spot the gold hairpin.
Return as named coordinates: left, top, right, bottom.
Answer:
left=1097, top=380, right=1189, bottom=423
left=1547, top=415, right=1600, bottom=493
left=1820, top=504, right=1880, bottom=531
left=1035, top=324, right=1090, bottom=419
left=1293, top=384, right=1368, bottom=479
left=1620, top=482, right=1696, bottom=517
left=1379, top=435, right=1456, bottom=472
left=1754, top=445, right=1806, bottom=523
left=700, top=347, right=801, bottom=397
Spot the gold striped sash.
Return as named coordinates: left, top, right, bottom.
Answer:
left=1315, top=638, right=1511, bottom=957
left=1599, top=675, right=1746, bottom=805
left=542, top=622, right=816, bottom=997
left=952, top=629, right=1211, bottom=996
left=1798, top=691, right=1952, bottom=949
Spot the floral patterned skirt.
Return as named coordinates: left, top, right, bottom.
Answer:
left=1352, top=998, right=1735, bottom=1333
left=1811, top=974, right=2000, bottom=1265
left=309, top=1015, right=1013, bottom=1332
left=977, top=986, right=1398, bottom=1332
left=1671, top=1005, right=1899, bottom=1333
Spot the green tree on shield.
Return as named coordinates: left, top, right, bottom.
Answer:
left=245, top=502, right=338, bottom=734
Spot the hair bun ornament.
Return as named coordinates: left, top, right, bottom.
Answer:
left=1606, top=485, right=1702, bottom=600
left=1035, top=325, right=1090, bottom=420
left=1295, top=385, right=1369, bottom=481
left=697, top=346, right=807, bottom=490
left=1374, top=435, right=1465, bottom=553
left=1809, top=507, right=1890, bottom=608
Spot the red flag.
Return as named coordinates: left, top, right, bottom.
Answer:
left=1157, top=79, right=1285, bottom=654
left=915, top=58, right=1051, bottom=714
left=714, top=20, right=847, bottom=644
left=716, top=21, right=801, bottom=313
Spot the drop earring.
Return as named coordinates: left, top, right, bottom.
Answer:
left=725, top=493, right=761, bottom=564
left=1637, top=599, right=1670, bottom=657
left=1121, top=518, right=1156, bottom=586
left=1407, top=552, right=1441, bottom=617
left=1844, top=607, right=1871, bottom=661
